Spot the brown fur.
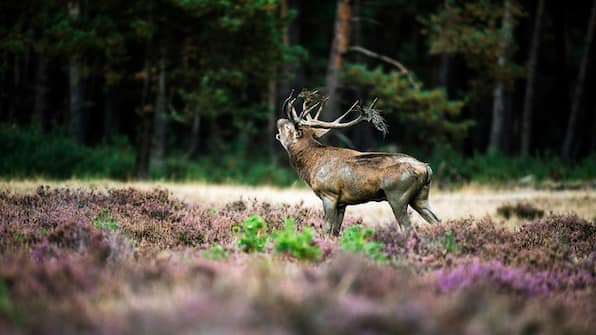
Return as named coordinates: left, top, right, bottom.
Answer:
left=277, top=121, right=440, bottom=235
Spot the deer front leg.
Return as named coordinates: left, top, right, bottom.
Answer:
left=333, top=205, right=346, bottom=236
left=321, top=196, right=338, bottom=236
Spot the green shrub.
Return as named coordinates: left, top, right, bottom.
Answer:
left=0, top=278, right=14, bottom=319
left=0, top=127, right=134, bottom=180
left=272, top=217, right=321, bottom=261
left=235, top=214, right=268, bottom=253
left=202, top=244, right=228, bottom=260
left=429, top=145, right=596, bottom=185
left=92, top=209, right=119, bottom=231
left=340, top=225, right=387, bottom=261
left=442, top=230, right=459, bottom=254
left=151, top=155, right=299, bottom=186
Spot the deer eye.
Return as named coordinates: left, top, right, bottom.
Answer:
left=295, top=129, right=303, bottom=138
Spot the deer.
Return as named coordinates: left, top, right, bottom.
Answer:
left=276, top=90, right=440, bottom=236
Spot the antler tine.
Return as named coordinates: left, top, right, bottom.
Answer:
left=300, top=99, right=309, bottom=120
left=288, top=97, right=299, bottom=122
left=299, top=101, right=321, bottom=120
left=369, top=97, right=378, bottom=109
left=282, top=89, right=295, bottom=120
left=335, top=100, right=360, bottom=123
left=312, top=97, right=328, bottom=120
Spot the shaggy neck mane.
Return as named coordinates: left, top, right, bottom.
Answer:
left=287, top=134, right=324, bottom=185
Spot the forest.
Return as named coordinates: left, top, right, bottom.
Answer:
left=1, top=0, right=595, bottom=185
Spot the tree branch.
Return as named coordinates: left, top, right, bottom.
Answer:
left=345, top=46, right=418, bottom=88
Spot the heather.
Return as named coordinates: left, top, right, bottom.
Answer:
left=0, top=186, right=594, bottom=334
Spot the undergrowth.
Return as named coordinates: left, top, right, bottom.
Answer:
left=235, top=214, right=268, bottom=253
left=0, top=186, right=594, bottom=334
left=272, top=217, right=320, bottom=261
left=1, top=127, right=594, bottom=187
left=340, top=225, right=387, bottom=261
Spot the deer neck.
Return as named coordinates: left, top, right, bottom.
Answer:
left=287, top=137, right=324, bottom=185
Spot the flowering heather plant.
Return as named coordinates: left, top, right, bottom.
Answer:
left=434, top=258, right=595, bottom=296
left=0, top=186, right=594, bottom=334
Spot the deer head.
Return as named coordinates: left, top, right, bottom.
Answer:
left=275, top=90, right=387, bottom=150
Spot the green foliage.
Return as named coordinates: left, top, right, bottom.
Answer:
left=422, top=0, right=526, bottom=96
left=442, top=230, right=459, bottom=254
left=235, top=215, right=268, bottom=253
left=343, top=64, right=472, bottom=148
left=0, top=278, right=14, bottom=319
left=0, top=127, right=134, bottom=180
left=93, top=209, right=119, bottom=231
left=429, top=144, right=596, bottom=185
left=202, top=244, right=228, bottom=260
left=150, top=155, right=299, bottom=186
left=272, top=218, right=321, bottom=261
left=340, top=225, right=387, bottom=262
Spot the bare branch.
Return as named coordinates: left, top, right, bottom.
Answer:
left=346, top=46, right=419, bottom=88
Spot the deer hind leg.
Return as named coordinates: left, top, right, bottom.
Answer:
left=386, top=183, right=419, bottom=230
left=321, top=196, right=339, bottom=236
left=410, top=182, right=441, bottom=225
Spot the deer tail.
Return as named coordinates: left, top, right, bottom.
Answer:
left=425, top=164, right=433, bottom=185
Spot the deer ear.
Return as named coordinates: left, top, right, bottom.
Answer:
left=311, top=128, right=330, bottom=138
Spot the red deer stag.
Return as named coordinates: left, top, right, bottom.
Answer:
left=276, top=90, right=440, bottom=236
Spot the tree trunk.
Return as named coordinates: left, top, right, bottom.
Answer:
left=150, top=41, right=168, bottom=171
left=267, top=78, right=278, bottom=162
left=561, top=0, right=596, bottom=160
left=68, top=1, right=85, bottom=144
left=350, top=0, right=374, bottom=150
left=32, top=52, right=48, bottom=129
left=325, top=0, right=352, bottom=122
left=488, top=0, right=513, bottom=154
left=187, top=114, right=201, bottom=159
left=103, top=85, right=113, bottom=143
left=135, top=39, right=153, bottom=179
left=520, top=0, right=545, bottom=156
left=591, top=104, right=596, bottom=153
left=7, top=54, right=20, bottom=122
left=439, top=53, right=450, bottom=90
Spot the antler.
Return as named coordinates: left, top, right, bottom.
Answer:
left=282, top=90, right=299, bottom=122
left=284, top=90, right=388, bottom=135
left=300, top=98, right=383, bottom=130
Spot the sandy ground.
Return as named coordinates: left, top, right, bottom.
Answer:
left=2, top=180, right=594, bottom=226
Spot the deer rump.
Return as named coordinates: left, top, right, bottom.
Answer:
left=307, top=151, right=431, bottom=206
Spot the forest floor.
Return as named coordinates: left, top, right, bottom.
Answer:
left=0, top=180, right=595, bottom=334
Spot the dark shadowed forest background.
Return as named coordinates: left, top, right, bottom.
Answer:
left=1, top=0, right=595, bottom=185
